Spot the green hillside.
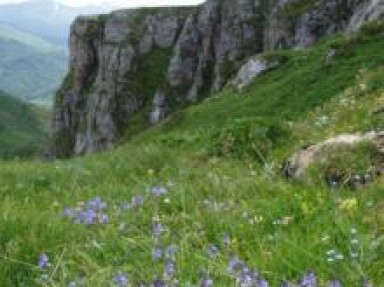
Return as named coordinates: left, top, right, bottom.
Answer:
left=0, top=23, right=61, bottom=53
left=0, top=90, right=50, bottom=158
left=0, top=23, right=67, bottom=105
left=0, top=21, right=383, bottom=286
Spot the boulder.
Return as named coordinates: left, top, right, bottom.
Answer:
left=283, top=131, right=384, bottom=179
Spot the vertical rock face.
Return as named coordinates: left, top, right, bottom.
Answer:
left=53, top=0, right=384, bottom=157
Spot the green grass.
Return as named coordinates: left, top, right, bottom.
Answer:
left=0, top=90, right=50, bottom=159
left=0, top=22, right=384, bottom=286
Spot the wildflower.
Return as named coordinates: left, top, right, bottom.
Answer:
left=163, top=260, right=175, bottom=280
left=113, top=271, right=128, bottom=287
left=86, top=197, right=107, bottom=211
left=298, top=271, right=316, bottom=287
left=327, top=279, right=341, bottom=287
left=165, top=245, right=177, bottom=259
left=338, top=198, right=358, bottom=212
left=256, top=278, right=268, bottom=287
left=38, top=253, right=50, bottom=269
left=200, top=275, right=213, bottom=287
left=150, top=186, right=168, bottom=196
left=67, top=281, right=76, bottom=287
left=131, top=195, right=144, bottom=207
left=153, top=279, right=166, bottom=287
left=76, top=209, right=97, bottom=225
left=151, top=221, right=164, bottom=238
left=362, top=279, right=372, bottom=287
left=227, top=255, right=242, bottom=273
left=152, top=247, right=163, bottom=261
left=206, top=244, right=219, bottom=259
left=63, top=207, right=74, bottom=218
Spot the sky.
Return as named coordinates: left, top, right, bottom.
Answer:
left=0, top=0, right=205, bottom=7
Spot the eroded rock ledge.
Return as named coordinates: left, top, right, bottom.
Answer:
left=53, top=0, right=384, bottom=157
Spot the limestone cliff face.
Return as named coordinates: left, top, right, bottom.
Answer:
left=53, top=0, right=384, bottom=157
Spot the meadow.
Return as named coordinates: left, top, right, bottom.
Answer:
left=0, top=20, right=383, bottom=286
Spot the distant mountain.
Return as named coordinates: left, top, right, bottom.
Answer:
left=0, top=90, right=50, bottom=158
left=0, top=0, right=115, bottom=105
left=0, top=0, right=115, bottom=46
left=0, top=22, right=67, bottom=104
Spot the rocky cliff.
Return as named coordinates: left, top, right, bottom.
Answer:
left=53, top=0, right=384, bottom=157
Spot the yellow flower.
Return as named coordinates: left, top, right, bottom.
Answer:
left=338, top=198, right=358, bottom=212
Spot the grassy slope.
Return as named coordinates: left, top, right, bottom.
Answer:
left=0, top=91, right=50, bottom=158
left=0, top=23, right=67, bottom=105
left=0, top=23, right=384, bottom=286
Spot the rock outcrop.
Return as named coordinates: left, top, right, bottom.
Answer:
left=283, top=131, right=384, bottom=179
left=53, top=0, right=384, bottom=157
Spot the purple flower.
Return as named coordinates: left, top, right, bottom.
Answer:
left=236, top=266, right=259, bottom=286
left=227, top=255, right=242, bottom=273
left=150, top=186, right=168, bottom=197
left=63, top=207, right=74, bottom=218
left=280, top=281, right=293, bottom=287
left=163, top=260, right=175, bottom=280
left=328, top=279, right=341, bottom=287
left=153, top=280, right=166, bottom=287
left=113, top=271, right=128, bottom=287
left=76, top=209, right=97, bottom=225
left=298, top=271, right=316, bottom=287
left=151, top=222, right=164, bottom=238
left=38, top=253, right=49, bottom=269
left=131, top=195, right=144, bottom=207
left=206, top=244, right=219, bottom=259
left=200, top=275, right=213, bottom=287
left=165, top=244, right=177, bottom=259
left=152, top=247, right=163, bottom=261
left=67, top=281, right=76, bottom=287
left=256, top=278, right=268, bottom=287
left=86, top=197, right=107, bottom=211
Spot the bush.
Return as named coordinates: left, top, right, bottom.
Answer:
left=207, top=119, right=291, bottom=163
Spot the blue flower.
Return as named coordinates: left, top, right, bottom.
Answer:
left=152, top=221, right=164, bottom=238
left=86, top=197, right=107, bottom=211
left=298, top=271, right=316, bottom=287
left=131, top=195, right=144, bottom=207
left=63, top=207, right=74, bottom=218
left=153, top=279, right=166, bottom=287
left=152, top=247, right=163, bottom=261
left=206, top=244, right=219, bottom=259
left=328, top=279, right=341, bottom=287
left=113, top=271, right=128, bottom=287
left=163, top=260, right=175, bottom=280
left=37, top=253, right=49, bottom=269
left=200, top=275, right=214, bottom=287
left=150, top=186, right=168, bottom=197
left=227, top=255, right=242, bottom=273
left=165, top=244, right=177, bottom=259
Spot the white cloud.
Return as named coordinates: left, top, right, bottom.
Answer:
left=0, top=0, right=205, bottom=7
